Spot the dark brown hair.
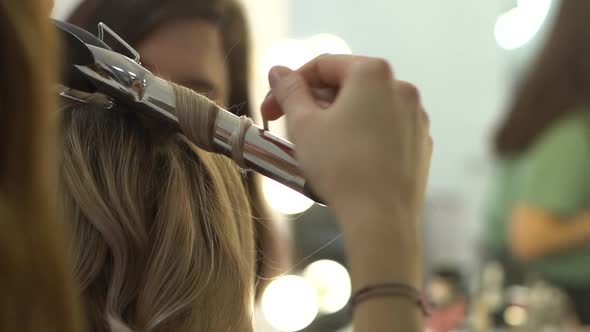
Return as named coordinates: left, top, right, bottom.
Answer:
left=495, top=0, right=590, bottom=156
left=67, top=0, right=250, bottom=118
left=0, top=1, right=83, bottom=331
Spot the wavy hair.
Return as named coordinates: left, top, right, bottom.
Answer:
left=67, top=0, right=291, bottom=296
left=59, top=99, right=255, bottom=331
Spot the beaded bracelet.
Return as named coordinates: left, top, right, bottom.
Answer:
left=350, top=283, right=431, bottom=316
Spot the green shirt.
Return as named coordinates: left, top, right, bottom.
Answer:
left=485, top=110, right=590, bottom=286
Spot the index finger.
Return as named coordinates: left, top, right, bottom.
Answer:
left=261, top=54, right=375, bottom=121
left=295, top=54, right=374, bottom=87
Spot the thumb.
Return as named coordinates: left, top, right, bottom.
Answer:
left=268, top=66, right=318, bottom=119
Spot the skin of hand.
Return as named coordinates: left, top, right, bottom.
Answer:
left=262, top=54, right=432, bottom=226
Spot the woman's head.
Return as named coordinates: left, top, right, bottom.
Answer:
left=59, top=97, right=255, bottom=331
left=68, top=0, right=251, bottom=115
left=67, top=0, right=284, bottom=298
left=495, top=0, right=590, bottom=156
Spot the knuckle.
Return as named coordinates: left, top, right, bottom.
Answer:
left=398, top=81, right=421, bottom=103
left=313, top=53, right=331, bottom=61
left=427, top=135, right=434, bottom=154
left=420, top=108, right=430, bottom=127
left=352, top=58, right=394, bottom=81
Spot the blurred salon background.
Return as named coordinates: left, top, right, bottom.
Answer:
left=53, top=0, right=584, bottom=331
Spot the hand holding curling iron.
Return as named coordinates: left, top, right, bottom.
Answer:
left=262, top=55, right=432, bottom=224
left=262, top=54, right=433, bottom=332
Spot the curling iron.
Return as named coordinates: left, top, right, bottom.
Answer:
left=54, top=20, right=324, bottom=205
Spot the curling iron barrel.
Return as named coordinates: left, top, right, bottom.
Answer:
left=57, top=21, right=323, bottom=204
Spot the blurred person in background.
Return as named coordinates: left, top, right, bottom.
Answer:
left=0, top=0, right=82, bottom=331
left=67, top=0, right=292, bottom=296
left=485, top=0, right=590, bottom=326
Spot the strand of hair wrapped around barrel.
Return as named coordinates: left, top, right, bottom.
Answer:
left=172, top=83, right=252, bottom=170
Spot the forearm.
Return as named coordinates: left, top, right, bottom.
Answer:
left=338, top=204, right=424, bottom=332
left=531, top=216, right=590, bottom=256
left=511, top=208, right=590, bottom=260
left=353, top=297, right=424, bottom=332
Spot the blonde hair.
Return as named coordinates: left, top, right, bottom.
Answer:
left=59, top=100, right=255, bottom=331
left=0, top=1, right=83, bottom=331
left=68, top=0, right=291, bottom=298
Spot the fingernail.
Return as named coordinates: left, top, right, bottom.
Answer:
left=269, top=66, right=293, bottom=87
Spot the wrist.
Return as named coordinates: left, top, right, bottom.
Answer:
left=334, top=196, right=420, bottom=241
left=335, top=202, right=424, bottom=290
left=331, top=190, right=421, bottom=223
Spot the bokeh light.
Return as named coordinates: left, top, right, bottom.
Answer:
left=262, top=39, right=314, bottom=78
left=261, top=275, right=319, bottom=332
left=504, top=305, right=528, bottom=326
left=262, top=178, right=315, bottom=216
left=262, top=33, right=352, bottom=77
left=494, top=0, right=552, bottom=50
left=306, top=34, right=352, bottom=55
left=303, top=260, right=351, bottom=314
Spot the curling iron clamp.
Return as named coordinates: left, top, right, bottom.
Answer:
left=55, top=20, right=324, bottom=205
